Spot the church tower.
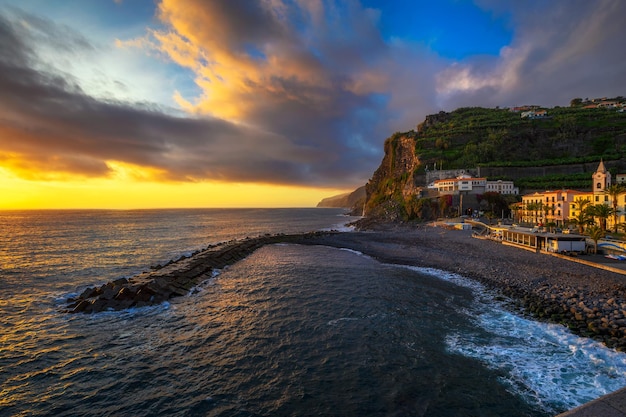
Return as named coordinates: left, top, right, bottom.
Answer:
left=593, top=159, right=611, bottom=194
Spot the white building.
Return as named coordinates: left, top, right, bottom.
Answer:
left=432, top=175, right=518, bottom=195
left=486, top=179, right=519, bottom=195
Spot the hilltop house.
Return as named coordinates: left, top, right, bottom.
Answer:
left=521, top=109, right=548, bottom=119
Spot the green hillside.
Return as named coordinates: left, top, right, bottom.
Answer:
left=362, top=100, right=626, bottom=221
left=414, top=105, right=626, bottom=171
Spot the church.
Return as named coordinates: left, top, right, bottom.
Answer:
left=520, top=161, right=626, bottom=229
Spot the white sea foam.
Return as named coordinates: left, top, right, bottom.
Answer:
left=397, top=265, right=487, bottom=293
left=189, top=269, right=221, bottom=294
left=321, top=223, right=355, bottom=232
left=338, top=247, right=369, bottom=258
left=327, top=317, right=360, bottom=326
left=446, top=310, right=626, bottom=413
left=396, top=264, right=626, bottom=413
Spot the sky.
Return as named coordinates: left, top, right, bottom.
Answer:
left=1, top=0, right=625, bottom=209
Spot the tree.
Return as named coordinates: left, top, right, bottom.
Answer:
left=570, top=97, right=583, bottom=107
left=569, top=198, right=592, bottom=233
left=510, top=202, right=523, bottom=223
left=406, top=197, right=437, bottom=221
left=586, top=225, right=604, bottom=254
left=438, top=195, right=452, bottom=217
left=478, top=192, right=510, bottom=220
left=589, top=203, right=614, bottom=232
left=604, top=184, right=625, bottom=233
left=542, top=203, right=552, bottom=226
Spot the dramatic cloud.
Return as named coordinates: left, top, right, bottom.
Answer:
left=0, top=6, right=383, bottom=186
left=1, top=0, right=625, bottom=190
left=436, top=0, right=626, bottom=108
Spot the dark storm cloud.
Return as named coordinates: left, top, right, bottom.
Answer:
left=0, top=6, right=384, bottom=186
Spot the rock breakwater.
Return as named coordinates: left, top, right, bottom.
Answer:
left=63, top=231, right=335, bottom=314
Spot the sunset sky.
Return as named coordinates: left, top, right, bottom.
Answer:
left=1, top=0, right=625, bottom=209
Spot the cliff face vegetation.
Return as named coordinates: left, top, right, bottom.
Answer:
left=364, top=132, right=424, bottom=220
left=363, top=104, right=626, bottom=221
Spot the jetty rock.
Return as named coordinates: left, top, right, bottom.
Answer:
left=63, top=231, right=337, bottom=314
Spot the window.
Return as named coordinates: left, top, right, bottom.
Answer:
left=595, top=196, right=599, bottom=202
left=597, top=182, right=602, bottom=189
left=605, top=196, right=609, bottom=202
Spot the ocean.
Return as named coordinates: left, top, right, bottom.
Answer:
left=1, top=208, right=625, bottom=416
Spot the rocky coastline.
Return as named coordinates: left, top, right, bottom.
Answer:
left=64, top=223, right=626, bottom=351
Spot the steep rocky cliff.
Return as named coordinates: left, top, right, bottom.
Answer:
left=364, top=132, right=424, bottom=220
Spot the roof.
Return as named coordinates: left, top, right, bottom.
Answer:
left=433, top=177, right=486, bottom=184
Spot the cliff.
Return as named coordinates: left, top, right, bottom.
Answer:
left=364, top=132, right=424, bottom=220
left=317, top=186, right=366, bottom=209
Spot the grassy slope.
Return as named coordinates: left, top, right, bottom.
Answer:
left=411, top=106, right=626, bottom=190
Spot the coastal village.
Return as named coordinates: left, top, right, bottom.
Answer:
left=426, top=159, right=626, bottom=259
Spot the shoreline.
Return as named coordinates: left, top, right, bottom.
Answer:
left=304, top=223, right=626, bottom=351
left=65, top=222, right=626, bottom=351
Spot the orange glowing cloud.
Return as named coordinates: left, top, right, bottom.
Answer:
left=151, top=0, right=346, bottom=120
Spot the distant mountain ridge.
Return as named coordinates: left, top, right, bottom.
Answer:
left=317, top=186, right=366, bottom=209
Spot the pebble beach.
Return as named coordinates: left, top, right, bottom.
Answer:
left=303, top=222, right=626, bottom=351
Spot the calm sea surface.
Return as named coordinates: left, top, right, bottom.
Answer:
left=1, top=208, right=626, bottom=416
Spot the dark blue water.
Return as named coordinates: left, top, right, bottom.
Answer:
left=1, top=209, right=625, bottom=416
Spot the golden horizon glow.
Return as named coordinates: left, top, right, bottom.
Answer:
left=0, top=168, right=352, bottom=210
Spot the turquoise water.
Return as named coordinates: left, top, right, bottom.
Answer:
left=1, top=209, right=625, bottom=416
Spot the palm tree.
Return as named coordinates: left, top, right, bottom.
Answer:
left=525, top=201, right=543, bottom=225
left=605, top=184, right=625, bottom=233
left=589, top=203, right=614, bottom=232
left=542, top=203, right=552, bottom=226
left=524, top=201, right=538, bottom=225
left=536, top=201, right=544, bottom=225
left=485, top=211, right=497, bottom=225
left=586, top=224, right=605, bottom=254
left=569, top=198, right=592, bottom=233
